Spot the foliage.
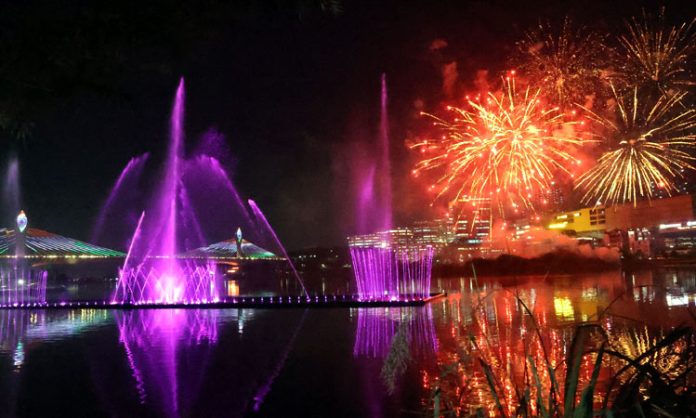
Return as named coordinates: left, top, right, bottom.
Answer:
left=428, top=285, right=696, bottom=417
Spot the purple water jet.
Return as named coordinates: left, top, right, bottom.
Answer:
left=349, top=245, right=433, bottom=300
left=351, top=74, right=392, bottom=235
left=160, top=77, right=185, bottom=261
left=91, top=153, right=149, bottom=244
left=113, top=79, right=220, bottom=305
left=378, top=73, right=392, bottom=231
left=2, top=157, right=21, bottom=226
left=247, top=199, right=308, bottom=297
left=0, top=265, right=47, bottom=306
left=357, top=165, right=377, bottom=234
left=348, top=74, right=434, bottom=301
left=183, top=155, right=254, bottom=239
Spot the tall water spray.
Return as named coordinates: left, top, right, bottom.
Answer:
left=91, top=153, right=149, bottom=244
left=110, top=77, right=308, bottom=304
left=161, top=78, right=185, bottom=261
left=113, top=79, right=220, bottom=305
left=378, top=73, right=392, bottom=231
left=2, top=158, right=21, bottom=226
left=0, top=158, right=48, bottom=306
left=248, top=199, right=308, bottom=297
left=348, top=74, right=434, bottom=300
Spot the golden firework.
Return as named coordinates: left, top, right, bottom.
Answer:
left=575, top=86, right=696, bottom=206
left=617, top=9, right=696, bottom=95
left=515, top=17, right=611, bottom=107
left=410, top=76, right=583, bottom=214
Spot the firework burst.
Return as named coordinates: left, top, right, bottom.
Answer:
left=617, top=9, right=696, bottom=95
left=410, top=76, right=584, bottom=214
left=515, top=17, right=611, bottom=107
left=575, top=86, right=696, bottom=206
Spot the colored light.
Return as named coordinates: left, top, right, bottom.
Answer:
left=16, top=211, right=27, bottom=233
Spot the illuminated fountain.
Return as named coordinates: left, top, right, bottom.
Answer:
left=0, top=265, right=47, bottom=307
left=107, top=78, right=307, bottom=305
left=349, top=242, right=434, bottom=300
left=91, top=153, right=149, bottom=246
left=111, top=79, right=222, bottom=305
left=348, top=74, right=435, bottom=301
left=248, top=199, right=307, bottom=297
left=0, top=161, right=49, bottom=306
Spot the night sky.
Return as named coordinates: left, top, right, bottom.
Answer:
left=1, top=0, right=693, bottom=250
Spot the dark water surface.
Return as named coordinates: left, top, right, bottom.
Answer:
left=0, top=269, right=693, bottom=417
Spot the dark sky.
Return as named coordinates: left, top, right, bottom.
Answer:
left=1, top=0, right=693, bottom=250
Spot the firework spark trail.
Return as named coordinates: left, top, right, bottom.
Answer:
left=618, top=9, right=696, bottom=95
left=515, top=17, right=612, bottom=107
left=410, top=76, right=584, bottom=214
left=575, top=86, right=696, bottom=205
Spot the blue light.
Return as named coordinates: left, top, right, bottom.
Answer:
left=16, top=210, right=27, bottom=233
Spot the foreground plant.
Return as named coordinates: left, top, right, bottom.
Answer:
left=429, top=292, right=696, bottom=417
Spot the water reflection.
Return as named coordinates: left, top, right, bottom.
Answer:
left=0, top=270, right=692, bottom=417
left=0, top=307, right=310, bottom=417
left=352, top=306, right=438, bottom=359
left=421, top=271, right=696, bottom=416
left=0, top=309, right=110, bottom=370
left=115, top=310, right=219, bottom=417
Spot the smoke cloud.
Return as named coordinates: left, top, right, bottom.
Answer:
left=488, top=222, right=620, bottom=262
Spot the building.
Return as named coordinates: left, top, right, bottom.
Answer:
left=457, top=196, right=492, bottom=245
left=547, top=194, right=696, bottom=257
left=548, top=195, right=696, bottom=235
left=347, top=227, right=419, bottom=251
left=412, top=218, right=452, bottom=250
left=547, top=207, right=606, bottom=238
left=604, top=195, right=695, bottom=231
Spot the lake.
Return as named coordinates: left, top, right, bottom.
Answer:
left=0, top=269, right=693, bottom=417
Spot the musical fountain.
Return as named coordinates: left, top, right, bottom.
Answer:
left=348, top=74, right=436, bottom=301
left=0, top=76, right=438, bottom=310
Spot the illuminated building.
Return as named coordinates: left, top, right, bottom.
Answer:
left=533, top=180, right=569, bottom=213
left=347, top=228, right=411, bottom=249
left=412, top=218, right=452, bottom=250
left=653, top=222, right=696, bottom=256
left=605, top=195, right=695, bottom=231
left=547, top=181, right=567, bottom=210
left=347, top=196, right=497, bottom=265
left=547, top=207, right=606, bottom=238
left=452, top=217, right=470, bottom=241
left=471, top=207, right=491, bottom=244
left=547, top=194, right=696, bottom=257
left=458, top=196, right=492, bottom=245
left=548, top=195, right=696, bottom=235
